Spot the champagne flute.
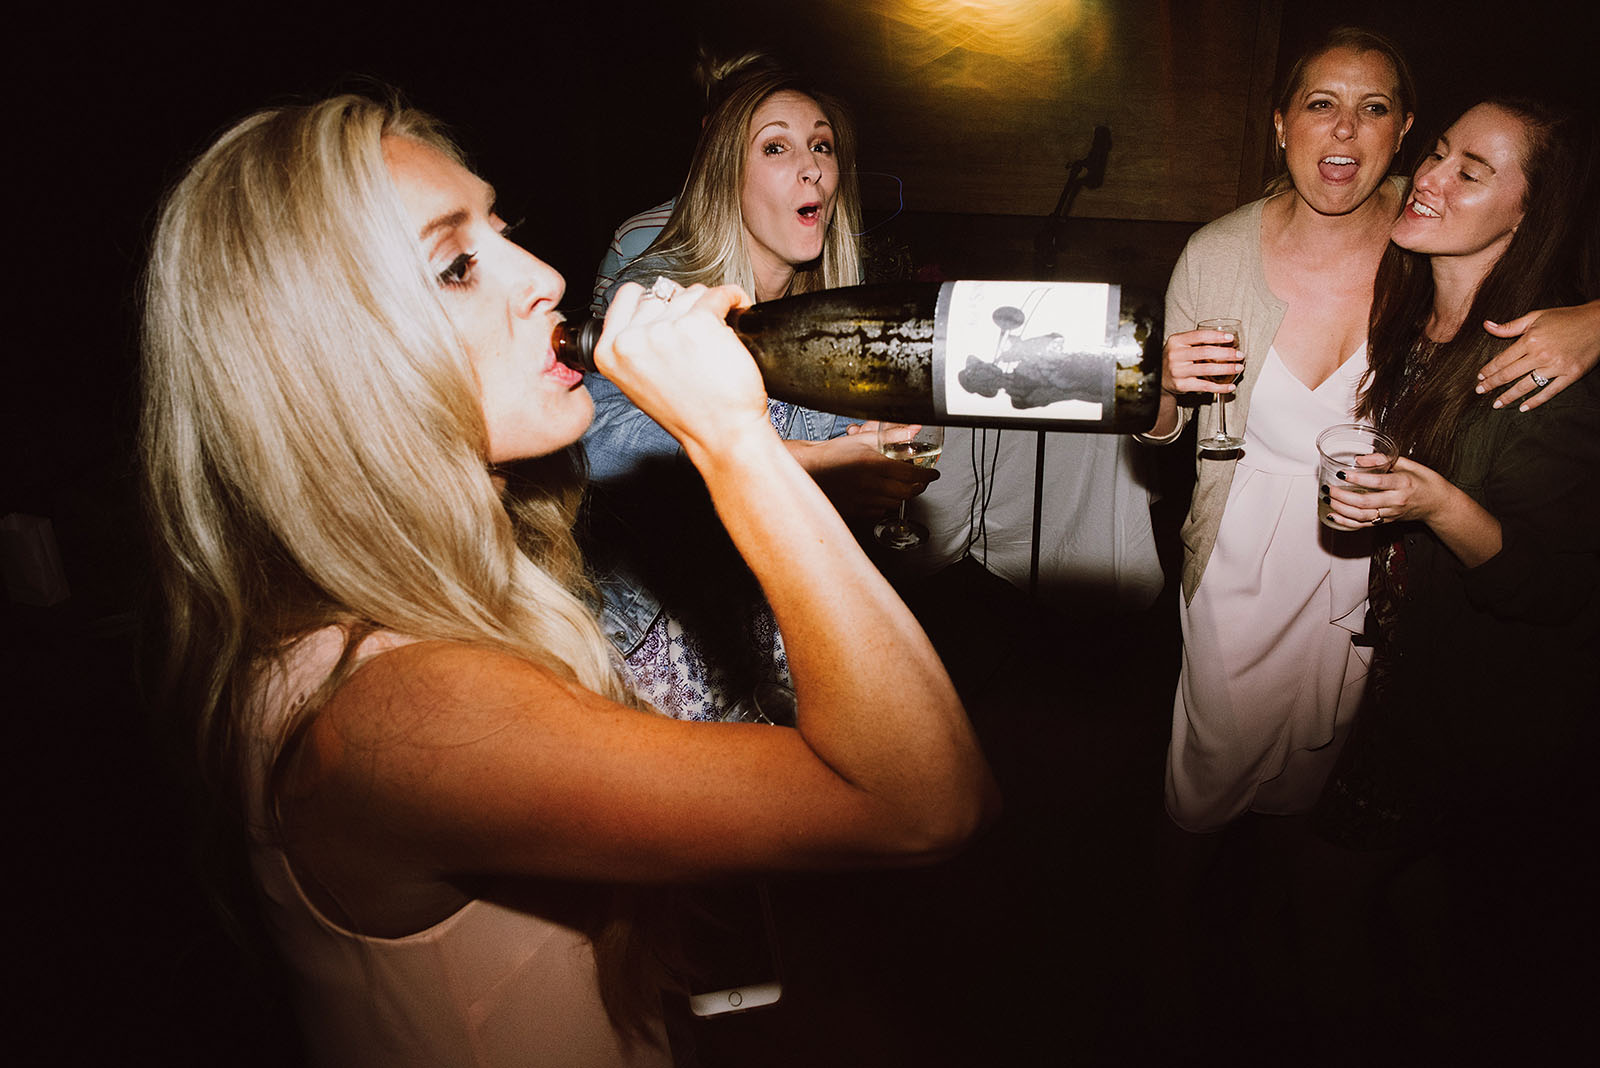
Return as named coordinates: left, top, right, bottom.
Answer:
left=1195, top=317, right=1245, bottom=454
left=873, top=422, right=944, bottom=550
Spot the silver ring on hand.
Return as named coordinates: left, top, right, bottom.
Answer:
left=650, top=277, right=678, bottom=302
left=1529, top=369, right=1551, bottom=388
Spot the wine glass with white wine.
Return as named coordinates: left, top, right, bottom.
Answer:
left=874, top=422, right=944, bottom=550
left=1195, top=317, right=1245, bottom=454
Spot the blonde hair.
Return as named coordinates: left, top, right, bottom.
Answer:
left=628, top=69, right=864, bottom=295
left=693, top=46, right=787, bottom=115
left=140, top=89, right=656, bottom=935
left=143, top=93, right=633, bottom=780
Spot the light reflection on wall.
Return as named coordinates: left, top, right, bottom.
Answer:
left=875, top=0, right=1106, bottom=97
left=702, top=0, right=1269, bottom=222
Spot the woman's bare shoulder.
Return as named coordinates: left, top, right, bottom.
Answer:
left=310, top=639, right=624, bottom=749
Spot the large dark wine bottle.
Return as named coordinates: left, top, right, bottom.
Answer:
left=555, top=280, right=1162, bottom=434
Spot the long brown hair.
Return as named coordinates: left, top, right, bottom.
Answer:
left=1358, top=97, right=1592, bottom=470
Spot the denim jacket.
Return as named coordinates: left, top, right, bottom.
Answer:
left=581, top=369, right=854, bottom=657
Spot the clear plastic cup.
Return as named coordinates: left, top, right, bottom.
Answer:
left=1316, top=423, right=1397, bottom=529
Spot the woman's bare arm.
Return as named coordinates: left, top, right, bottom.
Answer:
left=285, top=283, right=997, bottom=930
left=1327, top=457, right=1502, bottom=567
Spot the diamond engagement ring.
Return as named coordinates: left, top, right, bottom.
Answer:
left=649, top=277, right=678, bottom=302
left=1530, top=369, right=1551, bottom=388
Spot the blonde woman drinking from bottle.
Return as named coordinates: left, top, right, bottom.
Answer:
left=142, top=93, right=997, bottom=1068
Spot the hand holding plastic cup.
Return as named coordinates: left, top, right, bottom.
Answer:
left=1316, top=423, right=1397, bottom=529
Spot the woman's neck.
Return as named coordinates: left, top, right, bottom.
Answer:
left=747, top=242, right=798, bottom=303
left=1275, top=179, right=1402, bottom=257
left=1425, top=245, right=1506, bottom=342
left=753, top=266, right=795, bottom=303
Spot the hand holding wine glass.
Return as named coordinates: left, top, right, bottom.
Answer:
left=873, top=422, right=944, bottom=550
left=1193, top=317, right=1245, bottom=454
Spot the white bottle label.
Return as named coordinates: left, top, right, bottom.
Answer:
left=932, top=280, right=1124, bottom=424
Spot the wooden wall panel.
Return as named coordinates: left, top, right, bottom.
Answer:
left=701, top=0, right=1283, bottom=222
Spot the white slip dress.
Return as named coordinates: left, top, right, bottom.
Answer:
left=1166, top=344, right=1375, bottom=831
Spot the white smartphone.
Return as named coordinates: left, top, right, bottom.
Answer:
left=684, top=880, right=784, bottom=1018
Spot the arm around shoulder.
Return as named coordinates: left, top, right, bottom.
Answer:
left=1477, top=299, right=1600, bottom=412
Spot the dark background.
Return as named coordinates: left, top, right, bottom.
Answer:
left=8, top=2, right=1596, bottom=1063
left=11, top=0, right=1597, bottom=593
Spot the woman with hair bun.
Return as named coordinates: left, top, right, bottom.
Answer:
left=583, top=66, right=934, bottom=722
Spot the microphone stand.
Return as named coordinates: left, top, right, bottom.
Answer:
left=1035, top=156, right=1094, bottom=279
left=1028, top=133, right=1108, bottom=597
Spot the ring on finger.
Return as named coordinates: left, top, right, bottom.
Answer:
left=650, top=276, right=678, bottom=302
left=1530, top=369, right=1551, bottom=388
